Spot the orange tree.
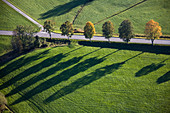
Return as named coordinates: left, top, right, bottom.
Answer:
left=102, top=21, right=114, bottom=42
left=144, top=20, right=162, bottom=46
left=84, top=21, right=95, bottom=42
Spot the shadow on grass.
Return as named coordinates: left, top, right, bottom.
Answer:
left=44, top=62, right=124, bottom=103
left=157, top=71, right=170, bottom=84
left=0, top=49, right=50, bottom=79
left=2, top=47, right=83, bottom=91
left=6, top=48, right=101, bottom=97
left=0, top=53, right=66, bottom=90
left=135, top=59, right=168, bottom=77
left=78, top=41, right=170, bottom=55
left=10, top=50, right=119, bottom=105
left=39, top=0, right=94, bottom=19
left=43, top=52, right=143, bottom=103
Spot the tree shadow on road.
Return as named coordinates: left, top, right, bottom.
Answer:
left=156, top=71, right=170, bottom=84
left=39, top=0, right=94, bottom=19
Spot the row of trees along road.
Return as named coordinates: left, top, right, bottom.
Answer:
left=42, top=19, right=162, bottom=45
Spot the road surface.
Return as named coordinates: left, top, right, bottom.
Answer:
left=1, top=0, right=170, bottom=45
left=0, top=30, right=170, bottom=45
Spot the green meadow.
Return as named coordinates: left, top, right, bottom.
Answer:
left=0, top=0, right=37, bottom=31
left=0, top=35, right=12, bottom=55
left=7, top=0, right=170, bottom=35
left=0, top=45, right=169, bottom=112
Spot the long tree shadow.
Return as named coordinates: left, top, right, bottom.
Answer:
left=0, top=49, right=50, bottom=79
left=1, top=47, right=83, bottom=90
left=43, top=52, right=143, bottom=103
left=10, top=50, right=120, bottom=105
left=135, top=59, right=168, bottom=77
left=6, top=48, right=102, bottom=97
left=0, top=53, right=66, bottom=90
left=39, top=0, right=94, bottom=19
left=157, top=71, right=170, bottom=84
left=44, top=62, right=125, bottom=103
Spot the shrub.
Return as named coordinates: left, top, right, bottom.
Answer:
left=12, top=25, right=36, bottom=52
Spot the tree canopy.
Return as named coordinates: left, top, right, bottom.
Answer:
left=60, top=21, right=74, bottom=40
left=144, top=19, right=162, bottom=45
left=118, top=20, right=134, bottom=44
left=102, top=21, right=114, bottom=41
left=43, top=20, right=55, bottom=39
left=84, top=21, right=95, bottom=41
left=12, top=25, right=36, bottom=52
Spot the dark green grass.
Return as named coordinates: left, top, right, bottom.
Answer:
left=7, top=0, right=170, bottom=35
left=0, top=45, right=170, bottom=112
left=0, top=35, right=12, bottom=55
left=0, top=0, right=38, bottom=31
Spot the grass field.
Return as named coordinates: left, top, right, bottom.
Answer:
left=0, top=45, right=169, bottom=112
left=0, top=0, right=38, bottom=31
left=0, top=35, right=12, bottom=55
left=7, top=0, right=170, bottom=35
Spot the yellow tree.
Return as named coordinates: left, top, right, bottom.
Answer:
left=144, top=20, right=162, bottom=46
left=84, top=21, right=95, bottom=42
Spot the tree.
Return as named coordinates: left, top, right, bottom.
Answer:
left=144, top=19, right=162, bottom=46
left=102, top=21, right=114, bottom=42
left=84, top=21, right=95, bottom=42
left=60, top=21, right=74, bottom=40
left=12, top=25, right=36, bottom=52
left=0, top=92, right=7, bottom=112
left=43, top=20, right=55, bottom=39
left=118, top=20, right=134, bottom=44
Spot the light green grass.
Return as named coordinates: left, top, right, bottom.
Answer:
left=0, top=35, right=12, bottom=55
left=0, top=45, right=169, bottom=112
left=0, top=0, right=38, bottom=31
left=7, top=0, right=170, bottom=35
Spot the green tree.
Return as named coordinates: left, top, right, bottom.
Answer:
left=144, top=19, right=162, bottom=46
left=43, top=20, right=55, bottom=39
left=60, top=21, right=74, bottom=40
left=118, top=20, right=134, bottom=44
left=102, top=21, right=114, bottom=42
left=12, top=25, right=36, bottom=52
left=84, top=21, right=95, bottom=42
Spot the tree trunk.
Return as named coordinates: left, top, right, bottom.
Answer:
left=49, top=33, right=51, bottom=39
left=90, top=38, right=91, bottom=42
left=108, top=38, right=110, bottom=42
left=151, top=39, right=154, bottom=46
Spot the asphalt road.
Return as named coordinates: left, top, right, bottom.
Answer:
left=1, top=30, right=170, bottom=45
